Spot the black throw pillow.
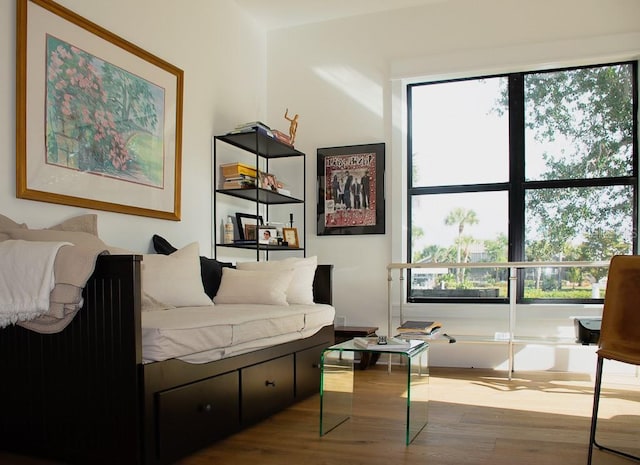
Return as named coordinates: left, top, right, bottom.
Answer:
left=152, top=234, right=233, bottom=299
left=152, top=234, right=177, bottom=255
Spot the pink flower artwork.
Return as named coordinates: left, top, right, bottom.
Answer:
left=44, top=35, right=165, bottom=188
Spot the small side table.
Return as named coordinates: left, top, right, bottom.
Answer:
left=334, top=326, right=380, bottom=369
left=320, top=339, right=430, bottom=445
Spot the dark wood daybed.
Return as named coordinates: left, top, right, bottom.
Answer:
left=0, top=255, right=335, bottom=465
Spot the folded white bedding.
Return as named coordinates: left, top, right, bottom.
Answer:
left=141, top=303, right=335, bottom=363
left=0, top=229, right=109, bottom=334
left=0, top=240, right=69, bottom=327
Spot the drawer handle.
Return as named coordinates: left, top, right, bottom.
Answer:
left=265, top=380, right=276, bottom=387
left=312, top=363, right=319, bottom=369
left=199, top=403, right=213, bottom=413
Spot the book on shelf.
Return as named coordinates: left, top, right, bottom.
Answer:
left=352, top=337, right=413, bottom=351
left=396, top=320, right=442, bottom=335
left=234, top=120, right=271, bottom=131
left=224, top=174, right=255, bottom=181
left=221, top=180, right=256, bottom=189
left=227, top=121, right=274, bottom=138
left=220, top=162, right=257, bottom=178
left=221, top=173, right=257, bottom=188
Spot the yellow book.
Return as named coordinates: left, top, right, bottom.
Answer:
left=220, top=162, right=257, bottom=178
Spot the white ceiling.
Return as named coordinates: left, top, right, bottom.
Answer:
left=233, top=0, right=446, bottom=31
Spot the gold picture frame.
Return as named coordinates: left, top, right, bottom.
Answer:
left=283, top=227, right=299, bottom=248
left=16, top=0, right=184, bottom=220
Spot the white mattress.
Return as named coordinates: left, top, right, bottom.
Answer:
left=141, top=303, right=335, bottom=364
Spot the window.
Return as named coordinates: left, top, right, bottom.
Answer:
left=407, top=61, right=638, bottom=303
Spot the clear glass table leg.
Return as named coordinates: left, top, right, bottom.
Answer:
left=320, top=348, right=354, bottom=436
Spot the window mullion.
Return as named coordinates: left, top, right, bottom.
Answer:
left=508, top=73, right=526, bottom=301
left=508, top=73, right=525, bottom=263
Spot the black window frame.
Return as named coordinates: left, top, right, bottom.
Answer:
left=406, top=60, right=639, bottom=305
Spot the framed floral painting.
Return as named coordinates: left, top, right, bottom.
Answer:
left=16, top=0, right=184, bottom=220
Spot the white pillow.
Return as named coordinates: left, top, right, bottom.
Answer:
left=213, top=267, right=293, bottom=306
left=142, top=242, right=213, bottom=308
left=236, top=256, right=317, bottom=304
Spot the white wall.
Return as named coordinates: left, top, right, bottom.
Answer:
left=265, top=0, right=640, bottom=371
left=0, top=0, right=266, bottom=253
left=2, top=0, right=640, bottom=372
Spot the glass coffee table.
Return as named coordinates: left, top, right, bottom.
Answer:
left=319, top=338, right=429, bottom=445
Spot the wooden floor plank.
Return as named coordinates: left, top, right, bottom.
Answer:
left=1, top=367, right=638, bottom=465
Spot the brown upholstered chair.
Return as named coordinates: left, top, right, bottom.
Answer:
left=588, top=255, right=640, bottom=465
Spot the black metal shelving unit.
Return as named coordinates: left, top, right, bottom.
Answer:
left=213, top=129, right=306, bottom=261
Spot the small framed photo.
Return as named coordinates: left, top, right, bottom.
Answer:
left=258, top=171, right=278, bottom=191
left=244, top=224, right=257, bottom=241
left=283, top=227, right=299, bottom=248
left=236, top=213, right=264, bottom=241
left=259, top=227, right=278, bottom=245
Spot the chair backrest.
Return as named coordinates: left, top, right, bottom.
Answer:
left=598, top=255, right=640, bottom=365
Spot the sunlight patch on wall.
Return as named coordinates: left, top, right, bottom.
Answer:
left=313, top=65, right=383, bottom=117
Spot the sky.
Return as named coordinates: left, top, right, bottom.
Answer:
left=410, top=77, right=509, bottom=248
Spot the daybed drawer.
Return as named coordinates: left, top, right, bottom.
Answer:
left=295, top=344, right=324, bottom=399
left=157, top=371, right=239, bottom=464
left=241, top=354, right=294, bottom=425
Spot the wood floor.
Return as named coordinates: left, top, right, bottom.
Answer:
left=2, top=366, right=639, bottom=465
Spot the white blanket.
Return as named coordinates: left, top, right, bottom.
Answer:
left=0, top=239, right=70, bottom=328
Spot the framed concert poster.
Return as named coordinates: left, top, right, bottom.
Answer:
left=317, top=143, right=385, bottom=235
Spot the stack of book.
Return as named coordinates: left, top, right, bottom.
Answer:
left=396, top=320, right=442, bottom=336
left=220, top=162, right=257, bottom=189
left=227, top=121, right=274, bottom=138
